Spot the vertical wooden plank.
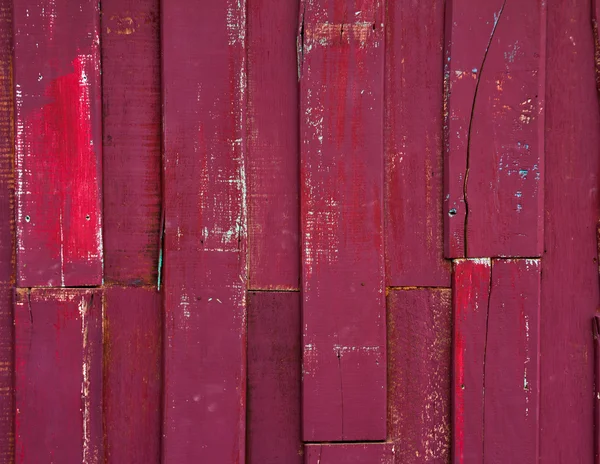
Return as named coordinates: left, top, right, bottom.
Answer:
left=304, top=443, right=394, bottom=464
left=103, top=287, right=161, bottom=464
left=101, top=0, right=161, bottom=286
left=14, top=0, right=103, bottom=286
left=387, top=288, right=451, bottom=463
left=161, top=1, right=247, bottom=462
left=15, top=289, right=103, bottom=463
left=299, top=0, right=387, bottom=441
left=247, top=0, right=300, bottom=290
left=247, top=291, right=302, bottom=464
left=384, top=0, right=450, bottom=286
left=443, top=0, right=546, bottom=258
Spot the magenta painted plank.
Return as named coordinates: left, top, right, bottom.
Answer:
left=101, top=1, right=161, bottom=286
left=595, top=316, right=600, bottom=464
left=384, top=0, right=450, bottom=286
left=161, top=1, right=247, bottom=461
left=14, top=0, right=103, bottom=286
left=299, top=0, right=386, bottom=441
left=387, top=288, right=451, bottom=463
left=247, top=291, right=302, bottom=464
left=247, top=0, right=300, bottom=290
left=104, top=287, right=161, bottom=464
left=15, top=289, right=102, bottom=463
left=443, top=0, right=546, bottom=258
left=304, top=443, right=394, bottom=464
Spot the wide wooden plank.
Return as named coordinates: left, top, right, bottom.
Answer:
left=15, top=289, right=102, bottom=463
left=444, top=0, right=546, bottom=258
left=299, top=0, right=386, bottom=441
left=247, top=291, right=302, bottom=464
left=14, top=0, right=103, bottom=286
left=247, top=0, right=300, bottom=290
left=101, top=0, right=161, bottom=286
left=540, top=0, right=600, bottom=460
left=304, top=443, right=394, bottom=464
left=103, top=287, right=161, bottom=464
left=388, top=288, right=451, bottom=463
left=384, top=0, right=450, bottom=286
left=161, top=1, right=247, bottom=461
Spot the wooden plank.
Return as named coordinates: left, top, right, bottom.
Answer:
left=304, top=443, right=394, bottom=464
left=247, top=0, right=300, bottom=290
left=540, top=0, right=600, bottom=459
left=443, top=0, right=546, bottom=258
left=299, top=0, right=386, bottom=441
left=14, top=0, right=103, bottom=286
left=595, top=316, right=600, bottom=464
left=103, top=287, right=161, bottom=464
left=387, top=288, right=451, bottom=463
left=384, top=0, right=450, bottom=286
left=15, top=289, right=103, bottom=463
left=101, top=0, right=162, bottom=286
left=247, top=291, right=302, bottom=464
left=161, top=1, right=247, bottom=461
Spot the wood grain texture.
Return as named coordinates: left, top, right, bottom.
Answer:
left=14, top=0, right=103, bottom=286
left=101, top=0, right=161, bottom=286
left=247, top=0, right=300, bottom=290
left=299, top=0, right=387, bottom=441
left=444, top=0, right=546, bottom=258
left=161, top=1, right=247, bottom=461
left=247, top=291, right=302, bottom=464
left=15, top=289, right=103, bottom=463
left=387, top=288, right=451, bottom=463
left=304, top=443, right=394, bottom=464
left=540, top=0, right=600, bottom=460
left=103, top=287, right=161, bottom=464
left=384, top=0, right=450, bottom=286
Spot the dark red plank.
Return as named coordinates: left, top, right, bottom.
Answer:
left=388, top=288, right=451, bottom=463
left=161, top=1, right=247, bottom=461
left=14, top=0, right=103, bottom=286
left=444, top=0, right=546, bottom=258
left=247, top=0, right=300, bottom=290
left=103, top=287, right=161, bottom=464
left=15, top=289, right=102, bottom=463
left=101, top=1, right=161, bottom=286
left=384, top=0, right=450, bottom=286
left=304, top=443, right=394, bottom=464
left=247, top=291, right=302, bottom=464
left=595, top=316, right=600, bottom=464
left=299, top=0, right=386, bottom=441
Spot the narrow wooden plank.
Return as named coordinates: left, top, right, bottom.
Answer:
left=444, top=0, right=546, bottom=258
left=247, top=291, right=302, bottom=464
left=387, top=288, right=451, bottom=463
left=15, top=289, right=103, bottom=463
left=14, top=0, right=103, bottom=286
left=595, top=316, right=600, bottom=464
left=101, top=0, right=161, bottom=286
left=540, top=0, right=600, bottom=460
left=161, top=1, right=247, bottom=461
left=247, top=0, right=300, bottom=290
left=304, top=443, right=394, bottom=464
left=299, top=0, right=386, bottom=441
left=384, top=0, right=450, bottom=286
left=103, top=287, right=161, bottom=464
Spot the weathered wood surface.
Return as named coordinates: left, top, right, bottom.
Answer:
left=304, top=443, right=394, bottom=464
left=299, top=0, right=387, bottom=441
left=14, top=0, right=103, bottom=286
left=161, top=0, right=247, bottom=461
left=15, top=289, right=102, bottom=463
left=101, top=0, right=161, bottom=286
left=444, top=0, right=546, bottom=258
left=384, top=0, right=450, bottom=286
left=247, top=0, right=300, bottom=290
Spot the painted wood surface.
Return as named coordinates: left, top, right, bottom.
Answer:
left=594, top=316, right=600, bottom=464
left=14, top=289, right=102, bottom=463
left=103, top=287, right=161, bottom=464
left=247, top=291, right=302, bottom=464
left=14, top=0, right=103, bottom=287
left=101, top=0, right=161, bottom=286
left=384, top=0, right=450, bottom=287
left=388, top=288, right=451, bottom=463
left=304, top=443, right=394, bottom=464
left=161, top=1, right=247, bottom=462
left=444, top=0, right=546, bottom=258
left=299, top=0, right=387, bottom=441
left=247, top=0, right=300, bottom=290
